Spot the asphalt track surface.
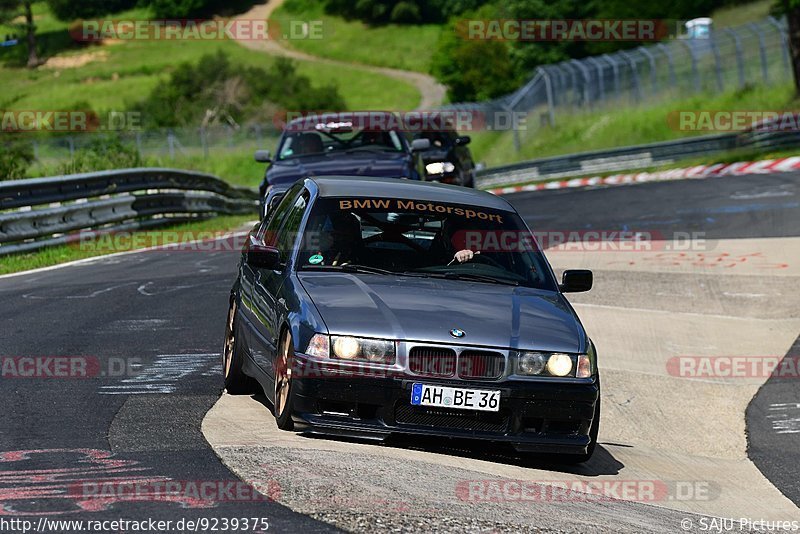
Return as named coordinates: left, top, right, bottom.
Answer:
left=0, top=172, right=798, bottom=532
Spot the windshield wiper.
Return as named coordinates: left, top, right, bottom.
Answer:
left=411, top=271, right=520, bottom=286
left=299, top=264, right=393, bottom=275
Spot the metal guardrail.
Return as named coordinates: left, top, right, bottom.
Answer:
left=0, top=168, right=259, bottom=256
left=476, top=129, right=800, bottom=188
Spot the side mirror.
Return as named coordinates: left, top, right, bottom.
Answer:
left=455, top=135, right=471, bottom=146
left=254, top=149, right=272, bottom=163
left=247, top=243, right=282, bottom=270
left=411, top=138, right=431, bottom=152
left=560, top=269, right=593, bottom=293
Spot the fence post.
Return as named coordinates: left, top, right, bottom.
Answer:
left=656, top=43, right=677, bottom=90
left=542, top=68, right=556, bottom=126
left=767, top=16, right=791, bottom=76
left=724, top=28, right=746, bottom=88
left=637, top=46, right=658, bottom=98
left=619, top=51, right=642, bottom=103
left=571, top=59, right=592, bottom=107
left=68, top=137, right=74, bottom=159
left=167, top=131, right=176, bottom=161
left=135, top=131, right=142, bottom=157
left=680, top=40, right=701, bottom=92
left=200, top=127, right=209, bottom=159
left=748, top=23, right=769, bottom=84
left=601, top=54, right=621, bottom=100
left=708, top=33, right=725, bottom=92
left=562, top=62, right=579, bottom=109
left=586, top=56, right=605, bottom=103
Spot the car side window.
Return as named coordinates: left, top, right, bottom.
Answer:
left=260, top=183, right=302, bottom=246
left=276, top=191, right=309, bottom=254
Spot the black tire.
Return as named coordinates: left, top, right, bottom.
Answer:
left=273, top=329, right=297, bottom=430
left=222, top=298, right=259, bottom=395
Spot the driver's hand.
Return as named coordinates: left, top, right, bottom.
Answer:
left=454, top=249, right=478, bottom=263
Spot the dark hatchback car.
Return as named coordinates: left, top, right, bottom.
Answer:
left=255, top=112, right=430, bottom=217
left=414, top=127, right=476, bottom=188
left=224, top=176, right=600, bottom=463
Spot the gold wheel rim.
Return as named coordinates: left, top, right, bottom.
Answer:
left=275, top=332, right=293, bottom=417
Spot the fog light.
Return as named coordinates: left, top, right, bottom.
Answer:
left=547, top=353, right=573, bottom=377
left=333, top=337, right=359, bottom=360
left=518, top=352, right=546, bottom=375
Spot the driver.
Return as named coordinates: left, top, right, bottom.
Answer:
left=431, top=217, right=479, bottom=266
left=310, top=212, right=362, bottom=266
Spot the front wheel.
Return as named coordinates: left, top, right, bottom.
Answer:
left=274, top=329, right=297, bottom=430
left=223, top=298, right=259, bottom=395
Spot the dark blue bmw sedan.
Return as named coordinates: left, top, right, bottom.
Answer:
left=224, top=176, right=600, bottom=463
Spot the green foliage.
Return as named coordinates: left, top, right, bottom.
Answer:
left=323, top=0, right=489, bottom=24
left=0, top=136, right=34, bottom=180
left=45, top=0, right=137, bottom=20
left=59, top=135, right=142, bottom=175
left=135, top=51, right=346, bottom=128
left=431, top=5, right=519, bottom=102
left=146, top=0, right=209, bottom=18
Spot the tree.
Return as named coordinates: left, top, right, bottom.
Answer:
left=782, top=0, right=800, bottom=96
left=0, top=0, right=38, bottom=67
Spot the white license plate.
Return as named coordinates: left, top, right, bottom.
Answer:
left=410, top=383, right=500, bottom=412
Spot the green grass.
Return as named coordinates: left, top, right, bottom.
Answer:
left=711, top=0, right=774, bottom=29
left=469, top=82, right=798, bottom=168
left=0, top=214, right=256, bottom=275
left=0, top=2, right=420, bottom=114
left=272, top=0, right=442, bottom=73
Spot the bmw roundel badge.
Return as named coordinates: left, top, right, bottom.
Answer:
left=450, top=328, right=466, bottom=338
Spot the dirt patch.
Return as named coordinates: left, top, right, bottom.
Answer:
left=42, top=50, right=109, bottom=70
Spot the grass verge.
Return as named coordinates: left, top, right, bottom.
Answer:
left=470, top=83, right=798, bottom=168
left=0, top=214, right=256, bottom=275
left=272, top=0, right=441, bottom=73
left=0, top=2, right=420, bottom=113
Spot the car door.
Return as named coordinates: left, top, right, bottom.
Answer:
left=250, top=187, right=310, bottom=381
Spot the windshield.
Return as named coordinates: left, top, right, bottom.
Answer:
left=277, top=128, right=405, bottom=160
left=297, top=196, right=558, bottom=290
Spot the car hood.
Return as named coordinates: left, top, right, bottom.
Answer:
left=297, top=273, right=584, bottom=353
left=267, top=153, right=410, bottom=186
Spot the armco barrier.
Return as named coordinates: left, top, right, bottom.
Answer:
left=476, top=129, right=800, bottom=189
left=0, top=168, right=258, bottom=256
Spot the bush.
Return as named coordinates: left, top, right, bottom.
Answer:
left=135, top=51, right=346, bottom=128
left=46, top=0, right=138, bottom=20
left=0, top=138, right=34, bottom=181
left=59, top=136, right=141, bottom=175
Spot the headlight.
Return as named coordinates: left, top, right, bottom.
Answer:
left=518, top=352, right=547, bottom=375
left=546, top=353, right=573, bottom=377
left=331, top=336, right=395, bottom=364
left=514, top=351, right=593, bottom=378
left=425, top=162, right=455, bottom=175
